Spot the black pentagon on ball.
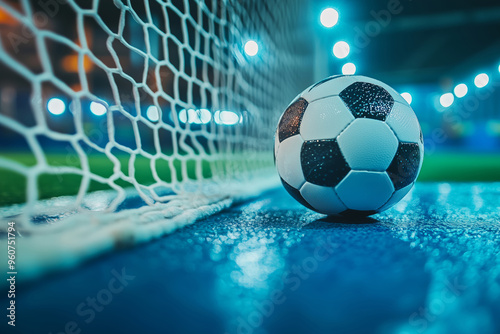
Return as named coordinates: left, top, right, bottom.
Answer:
left=301, top=139, right=350, bottom=187
left=307, top=74, right=347, bottom=92
left=386, top=142, right=421, bottom=190
left=339, top=82, right=394, bottom=121
left=278, top=98, right=308, bottom=142
left=280, top=178, right=315, bottom=211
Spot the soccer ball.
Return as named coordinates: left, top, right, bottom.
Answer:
left=274, top=75, right=424, bottom=216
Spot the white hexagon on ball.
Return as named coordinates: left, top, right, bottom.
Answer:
left=300, top=182, right=347, bottom=215
left=276, top=135, right=305, bottom=189
left=336, top=171, right=394, bottom=211
left=337, top=118, right=398, bottom=171
left=300, top=96, right=354, bottom=141
left=274, top=128, right=279, bottom=158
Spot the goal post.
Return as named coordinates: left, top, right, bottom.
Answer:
left=0, top=0, right=314, bottom=280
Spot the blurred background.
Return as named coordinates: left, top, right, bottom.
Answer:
left=0, top=0, right=499, bottom=208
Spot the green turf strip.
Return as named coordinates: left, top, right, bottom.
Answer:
left=0, top=153, right=214, bottom=206
left=417, top=153, right=500, bottom=182
left=0, top=152, right=499, bottom=207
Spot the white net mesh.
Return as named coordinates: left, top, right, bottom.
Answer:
left=0, top=0, right=312, bottom=279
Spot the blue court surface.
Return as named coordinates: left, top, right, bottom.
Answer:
left=5, top=183, right=500, bottom=334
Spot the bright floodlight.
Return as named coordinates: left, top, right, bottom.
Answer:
left=47, top=98, right=66, bottom=115
left=474, top=73, right=489, bottom=88
left=320, top=8, right=339, bottom=28
left=342, top=62, right=356, bottom=75
left=401, top=92, right=412, bottom=105
left=440, top=93, right=454, bottom=108
left=179, top=109, right=188, bottom=123
left=179, top=108, right=211, bottom=124
left=90, top=101, right=107, bottom=116
left=333, top=41, right=350, bottom=59
left=498, top=64, right=500, bottom=73
left=147, top=106, right=159, bottom=122
left=214, top=110, right=240, bottom=125
left=244, top=40, right=258, bottom=56
left=453, top=83, right=468, bottom=98
left=196, top=109, right=212, bottom=124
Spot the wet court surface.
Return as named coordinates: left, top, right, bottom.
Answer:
left=7, top=183, right=500, bottom=334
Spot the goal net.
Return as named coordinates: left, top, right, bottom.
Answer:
left=0, top=0, right=313, bottom=280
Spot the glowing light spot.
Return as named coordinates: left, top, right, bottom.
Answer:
left=89, top=101, right=107, bottom=116
left=453, top=83, right=468, bottom=98
left=147, top=105, right=159, bottom=122
left=244, top=40, right=258, bottom=56
left=179, top=108, right=211, bottom=124
left=197, top=109, right=212, bottom=124
left=474, top=73, right=489, bottom=88
left=320, top=8, right=339, bottom=28
left=440, top=93, right=454, bottom=108
left=214, top=110, right=240, bottom=125
left=333, top=41, right=350, bottom=59
left=401, top=92, right=412, bottom=104
left=179, top=110, right=187, bottom=123
left=47, top=98, right=66, bottom=115
left=342, top=62, right=356, bottom=75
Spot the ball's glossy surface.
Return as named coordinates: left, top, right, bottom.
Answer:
left=274, top=75, right=424, bottom=216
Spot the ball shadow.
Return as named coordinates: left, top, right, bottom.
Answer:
left=304, top=214, right=380, bottom=229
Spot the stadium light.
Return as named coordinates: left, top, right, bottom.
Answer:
left=147, top=106, right=159, bottom=122
left=179, top=110, right=188, bottom=123
left=214, top=110, right=240, bottom=125
left=90, top=101, right=107, bottom=116
left=474, top=73, right=489, bottom=88
left=400, top=92, right=412, bottom=105
left=439, top=93, right=454, bottom=108
left=453, top=83, right=468, bottom=98
left=179, top=108, right=211, bottom=124
left=333, top=41, right=350, bottom=59
left=244, top=40, right=259, bottom=56
left=498, top=64, right=500, bottom=73
left=320, top=8, right=339, bottom=28
left=47, top=98, right=66, bottom=115
left=197, top=109, right=212, bottom=124
left=342, top=63, right=356, bottom=75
